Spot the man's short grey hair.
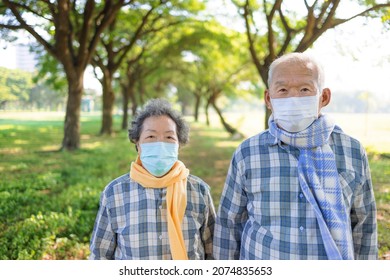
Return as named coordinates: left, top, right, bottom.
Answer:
left=267, top=52, right=325, bottom=91
left=128, top=98, right=190, bottom=145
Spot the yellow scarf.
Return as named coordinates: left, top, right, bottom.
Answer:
left=130, top=156, right=189, bottom=260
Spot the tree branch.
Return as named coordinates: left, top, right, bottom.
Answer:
left=77, top=0, right=95, bottom=65
left=86, top=0, right=125, bottom=69
left=242, top=1, right=262, bottom=76
left=2, top=0, right=54, bottom=56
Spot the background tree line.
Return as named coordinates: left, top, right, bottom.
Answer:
left=1, top=0, right=389, bottom=151
left=0, top=66, right=66, bottom=111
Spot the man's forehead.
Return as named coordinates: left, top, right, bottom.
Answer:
left=272, top=61, right=317, bottom=79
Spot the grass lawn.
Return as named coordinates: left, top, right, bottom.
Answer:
left=0, top=111, right=389, bottom=259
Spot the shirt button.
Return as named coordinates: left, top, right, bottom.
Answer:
left=159, top=205, right=162, bottom=209
left=299, top=226, right=304, bottom=231
left=159, top=235, right=162, bottom=240
left=299, top=193, right=304, bottom=199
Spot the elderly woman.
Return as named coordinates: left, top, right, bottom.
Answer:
left=89, top=98, right=215, bottom=260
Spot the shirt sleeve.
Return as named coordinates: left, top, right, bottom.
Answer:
left=350, top=147, right=378, bottom=260
left=89, top=191, right=117, bottom=260
left=213, top=154, right=248, bottom=260
left=201, top=188, right=217, bottom=260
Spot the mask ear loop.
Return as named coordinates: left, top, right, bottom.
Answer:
left=316, top=91, right=323, bottom=116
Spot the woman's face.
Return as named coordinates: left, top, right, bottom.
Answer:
left=136, top=115, right=178, bottom=154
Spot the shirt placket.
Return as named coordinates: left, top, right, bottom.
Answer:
left=157, top=188, right=170, bottom=259
left=280, top=143, right=308, bottom=259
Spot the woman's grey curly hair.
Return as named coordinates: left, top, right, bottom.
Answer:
left=128, top=98, right=190, bottom=146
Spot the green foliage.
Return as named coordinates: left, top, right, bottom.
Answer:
left=0, top=67, right=32, bottom=102
left=367, top=151, right=390, bottom=258
left=0, top=113, right=136, bottom=259
left=34, top=51, right=68, bottom=92
left=0, top=67, right=66, bottom=110
left=0, top=211, right=75, bottom=260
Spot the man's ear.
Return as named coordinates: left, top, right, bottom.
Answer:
left=320, top=88, right=331, bottom=108
left=265, top=89, right=272, bottom=110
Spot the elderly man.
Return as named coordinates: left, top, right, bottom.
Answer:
left=213, top=52, right=377, bottom=260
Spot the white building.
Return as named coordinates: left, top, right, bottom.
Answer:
left=15, top=44, right=37, bottom=72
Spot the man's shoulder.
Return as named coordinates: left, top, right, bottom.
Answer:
left=331, top=126, right=364, bottom=149
left=239, top=130, right=274, bottom=149
left=233, top=130, right=274, bottom=159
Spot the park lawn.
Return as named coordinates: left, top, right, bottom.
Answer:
left=0, top=112, right=389, bottom=259
left=0, top=113, right=136, bottom=259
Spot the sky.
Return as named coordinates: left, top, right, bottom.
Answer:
left=308, top=18, right=390, bottom=97
left=1, top=2, right=389, bottom=100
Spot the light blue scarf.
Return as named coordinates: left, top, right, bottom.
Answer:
left=269, top=114, right=354, bottom=260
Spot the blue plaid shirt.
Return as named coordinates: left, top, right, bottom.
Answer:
left=89, top=173, right=215, bottom=260
left=213, top=127, right=377, bottom=260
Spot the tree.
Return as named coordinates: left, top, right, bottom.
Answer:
left=119, top=37, right=169, bottom=129
left=93, top=3, right=161, bottom=135
left=92, top=0, right=205, bottom=135
left=117, top=17, right=208, bottom=130
left=0, top=66, right=32, bottom=108
left=0, top=0, right=126, bottom=150
left=170, top=20, right=258, bottom=135
left=231, top=0, right=390, bottom=128
left=0, top=66, right=66, bottom=110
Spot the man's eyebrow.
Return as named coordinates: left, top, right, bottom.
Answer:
left=144, top=129, right=175, bottom=133
left=273, top=81, right=287, bottom=86
left=274, top=81, right=314, bottom=86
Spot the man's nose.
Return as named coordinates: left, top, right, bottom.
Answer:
left=289, top=88, right=301, bottom=97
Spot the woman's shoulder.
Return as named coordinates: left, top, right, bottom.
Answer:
left=187, top=174, right=211, bottom=193
left=102, top=173, right=131, bottom=196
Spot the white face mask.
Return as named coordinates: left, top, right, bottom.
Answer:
left=270, top=95, right=320, bottom=132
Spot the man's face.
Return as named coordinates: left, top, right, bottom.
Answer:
left=265, top=61, right=331, bottom=115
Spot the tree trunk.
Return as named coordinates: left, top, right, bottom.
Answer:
left=265, top=106, right=271, bottom=129
left=100, top=74, right=115, bottom=135
left=121, top=79, right=137, bottom=130
left=61, top=73, right=84, bottom=151
left=121, top=84, right=129, bottom=130
left=138, top=79, right=145, bottom=105
left=205, top=100, right=210, bottom=126
left=131, top=98, right=138, bottom=116
left=194, top=94, right=201, bottom=122
left=211, top=101, right=237, bottom=135
left=261, top=71, right=272, bottom=129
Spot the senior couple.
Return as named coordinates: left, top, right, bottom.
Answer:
left=89, top=53, right=377, bottom=260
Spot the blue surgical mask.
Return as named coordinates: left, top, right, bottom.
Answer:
left=140, top=142, right=179, bottom=177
